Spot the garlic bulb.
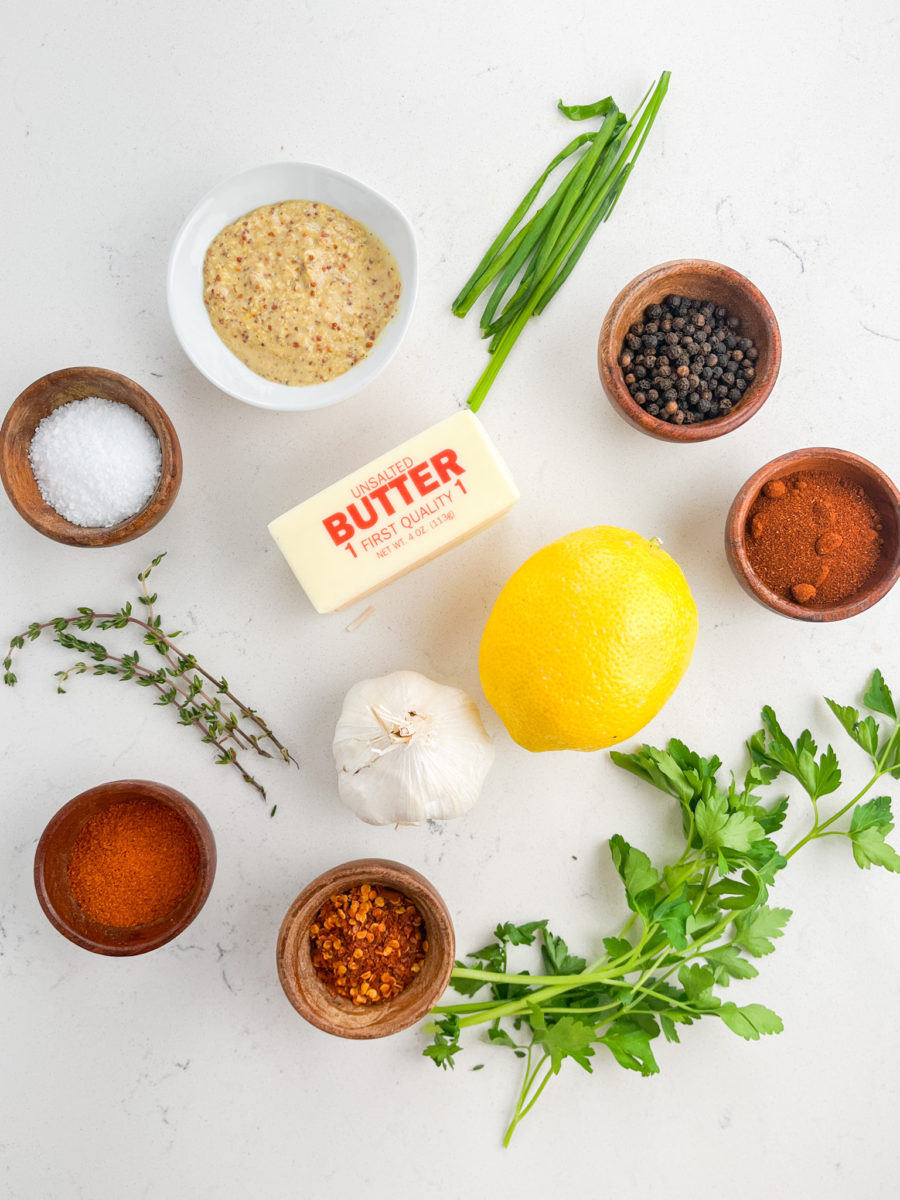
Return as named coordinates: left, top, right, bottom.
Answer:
left=333, top=670, right=494, bottom=826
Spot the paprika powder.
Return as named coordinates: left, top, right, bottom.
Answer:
left=67, top=797, right=201, bottom=927
left=745, top=470, right=883, bottom=606
left=309, top=883, right=427, bottom=1005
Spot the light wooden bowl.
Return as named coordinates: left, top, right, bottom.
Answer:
left=34, top=779, right=216, bottom=956
left=598, top=259, right=781, bottom=442
left=0, top=366, right=182, bottom=546
left=725, top=447, right=900, bottom=621
left=276, top=858, right=455, bottom=1039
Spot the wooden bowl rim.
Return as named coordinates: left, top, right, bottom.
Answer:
left=34, top=778, right=216, bottom=955
left=276, top=857, right=455, bottom=1040
left=598, top=258, right=782, bottom=443
left=0, top=366, right=182, bottom=547
left=724, top=446, right=900, bottom=622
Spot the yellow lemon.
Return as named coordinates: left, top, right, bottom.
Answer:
left=479, top=527, right=698, bottom=752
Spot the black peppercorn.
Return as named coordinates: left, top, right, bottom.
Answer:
left=619, top=293, right=758, bottom=425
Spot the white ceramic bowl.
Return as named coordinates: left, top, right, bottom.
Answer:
left=167, top=162, right=418, bottom=412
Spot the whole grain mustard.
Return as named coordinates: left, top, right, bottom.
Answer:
left=203, top=200, right=401, bottom=386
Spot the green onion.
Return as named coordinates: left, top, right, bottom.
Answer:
left=455, top=72, right=671, bottom=412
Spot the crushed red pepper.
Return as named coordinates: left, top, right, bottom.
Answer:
left=309, top=883, right=427, bottom=1005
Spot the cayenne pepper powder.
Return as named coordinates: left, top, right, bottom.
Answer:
left=309, top=883, right=427, bottom=1005
left=745, top=471, right=883, bottom=606
left=67, top=798, right=200, bottom=928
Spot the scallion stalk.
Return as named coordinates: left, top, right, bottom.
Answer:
left=456, top=72, right=670, bottom=412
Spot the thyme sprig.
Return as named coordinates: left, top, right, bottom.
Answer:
left=425, top=669, right=900, bottom=1145
left=4, top=553, right=297, bottom=801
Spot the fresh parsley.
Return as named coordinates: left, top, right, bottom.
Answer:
left=423, top=669, right=900, bottom=1145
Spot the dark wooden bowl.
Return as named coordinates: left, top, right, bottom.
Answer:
left=34, top=779, right=216, bottom=955
left=598, top=259, right=781, bottom=442
left=276, top=858, right=455, bottom=1039
left=0, top=367, right=182, bottom=546
left=725, top=448, right=900, bottom=622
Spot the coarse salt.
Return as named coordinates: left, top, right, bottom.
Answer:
left=28, top=396, right=162, bottom=528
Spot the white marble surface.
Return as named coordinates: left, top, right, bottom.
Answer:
left=3, top=2, right=900, bottom=1196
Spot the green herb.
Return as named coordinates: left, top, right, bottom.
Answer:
left=454, top=72, right=670, bottom=412
left=3, top=553, right=297, bottom=800
left=424, top=669, right=900, bottom=1145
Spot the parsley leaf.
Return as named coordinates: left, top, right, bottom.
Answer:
left=704, top=944, right=759, bottom=984
left=424, top=1015, right=461, bottom=1069
left=540, top=930, right=586, bottom=976
left=609, top=834, right=659, bottom=916
left=717, top=1003, right=783, bottom=1040
left=695, top=792, right=766, bottom=853
left=598, top=1018, right=660, bottom=1076
left=532, top=1015, right=596, bottom=1073
left=733, top=905, right=791, bottom=957
left=863, top=668, right=897, bottom=720
left=495, top=920, right=548, bottom=946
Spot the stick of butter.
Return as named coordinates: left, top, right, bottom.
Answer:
left=268, top=411, right=519, bottom=613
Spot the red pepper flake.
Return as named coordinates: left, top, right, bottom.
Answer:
left=309, top=884, right=427, bottom=1005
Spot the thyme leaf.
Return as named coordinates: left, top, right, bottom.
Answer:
left=4, top=553, right=298, bottom=802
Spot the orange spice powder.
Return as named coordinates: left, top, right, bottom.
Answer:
left=67, top=798, right=200, bottom=928
left=745, top=471, right=883, bottom=607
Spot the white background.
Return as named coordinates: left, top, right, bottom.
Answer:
left=2, top=2, right=900, bottom=1197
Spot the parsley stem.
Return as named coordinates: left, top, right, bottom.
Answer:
left=784, top=769, right=882, bottom=859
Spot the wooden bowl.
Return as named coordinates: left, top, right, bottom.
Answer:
left=276, top=858, right=455, bottom=1039
left=0, top=366, right=182, bottom=546
left=34, top=779, right=216, bottom=955
left=725, top=448, right=900, bottom=622
left=598, top=259, right=781, bottom=442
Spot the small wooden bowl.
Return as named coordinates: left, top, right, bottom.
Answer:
left=34, top=779, right=216, bottom=955
left=276, top=858, right=455, bottom=1039
left=0, top=366, right=182, bottom=546
left=598, top=259, right=781, bottom=442
left=725, top=448, right=900, bottom=622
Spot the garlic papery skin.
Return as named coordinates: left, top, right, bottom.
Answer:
left=333, top=670, right=494, bottom=826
